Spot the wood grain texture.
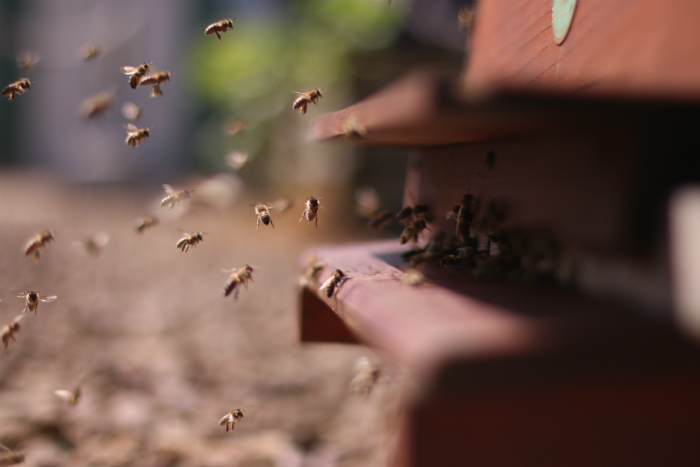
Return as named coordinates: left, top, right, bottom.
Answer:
left=467, top=0, right=700, bottom=99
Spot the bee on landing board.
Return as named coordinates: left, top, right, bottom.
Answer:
left=54, top=387, right=81, bottom=406
left=0, top=443, right=25, bottom=466
left=319, top=269, right=346, bottom=299
left=222, top=265, right=254, bottom=300
left=205, top=18, right=236, bottom=42
left=161, top=185, right=194, bottom=210
left=121, top=62, right=151, bottom=89
left=2, top=315, right=26, bottom=351
left=292, top=88, right=322, bottom=115
left=124, top=124, right=151, bottom=147
left=135, top=216, right=159, bottom=234
left=299, top=196, right=321, bottom=228
left=139, top=71, right=171, bottom=97
left=219, top=406, right=252, bottom=433
left=176, top=230, right=207, bottom=252
left=24, top=230, right=54, bottom=263
left=2, top=78, right=33, bottom=102
left=253, top=203, right=275, bottom=231
left=17, top=291, right=57, bottom=315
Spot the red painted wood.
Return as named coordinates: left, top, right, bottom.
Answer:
left=299, top=286, right=359, bottom=344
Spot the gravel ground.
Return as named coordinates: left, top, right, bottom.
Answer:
left=0, top=172, right=405, bottom=467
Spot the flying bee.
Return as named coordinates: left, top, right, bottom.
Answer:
left=16, top=50, right=40, bottom=72
left=222, top=265, right=255, bottom=300
left=17, top=291, right=57, bottom=315
left=205, top=18, right=236, bottom=42
left=225, top=151, right=249, bottom=171
left=79, top=91, right=115, bottom=119
left=293, top=88, right=323, bottom=115
left=72, top=231, right=110, bottom=256
left=2, top=78, right=33, bottom=102
left=24, top=230, right=55, bottom=263
left=349, top=356, right=381, bottom=398
left=135, top=216, right=158, bottom=234
left=2, top=315, right=26, bottom=351
left=161, top=184, right=194, bottom=210
left=120, top=62, right=151, bottom=88
left=124, top=123, right=151, bottom=147
left=299, top=196, right=321, bottom=228
left=0, top=444, right=25, bottom=466
left=79, top=43, right=101, bottom=61
left=399, top=219, right=428, bottom=245
left=139, top=71, right=171, bottom=97
left=319, top=269, right=346, bottom=299
left=121, top=102, right=143, bottom=122
left=54, top=386, right=81, bottom=406
left=272, top=197, right=294, bottom=214
left=176, top=230, right=207, bottom=252
left=253, top=203, right=275, bottom=231
left=219, top=405, right=252, bottom=433
left=368, top=211, right=393, bottom=232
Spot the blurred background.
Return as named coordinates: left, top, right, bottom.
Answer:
left=0, top=0, right=469, bottom=466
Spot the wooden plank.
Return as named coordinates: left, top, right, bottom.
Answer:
left=467, top=0, right=700, bottom=99
left=299, top=286, right=359, bottom=344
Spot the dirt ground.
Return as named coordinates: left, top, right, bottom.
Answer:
left=0, top=171, right=404, bottom=467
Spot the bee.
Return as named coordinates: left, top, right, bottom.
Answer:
left=17, top=291, right=57, bottom=315
left=349, top=356, right=381, bottom=398
left=24, top=230, right=55, bottom=263
left=299, top=196, right=321, bottom=228
left=205, top=18, right=236, bottom=42
left=161, top=184, right=194, bottom=210
left=121, top=102, right=143, bottom=122
left=219, top=405, right=252, bottom=433
left=222, top=265, right=254, bottom=299
left=120, top=62, right=151, bottom=89
left=0, top=444, right=25, bottom=466
left=396, top=203, right=431, bottom=224
left=139, top=71, right=171, bottom=97
left=225, top=151, right=249, bottom=171
left=2, top=315, right=26, bottom=351
left=446, top=193, right=474, bottom=242
left=368, top=211, right=393, bottom=232
left=355, top=186, right=381, bottom=218
left=135, top=216, right=159, bottom=234
left=253, top=203, right=275, bottom=231
left=2, top=78, right=33, bottom=102
left=73, top=232, right=110, bottom=256
left=293, top=88, right=323, bottom=115
left=124, top=123, right=151, bottom=147
left=319, top=269, right=346, bottom=299
left=79, top=43, right=101, bottom=61
left=54, top=387, right=81, bottom=406
left=79, top=91, right=115, bottom=119
left=272, top=197, right=294, bottom=214
left=399, top=219, right=428, bottom=245
left=401, top=268, right=427, bottom=286
left=176, top=230, right=207, bottom=252
left=16, top=50, right=40, bottom=72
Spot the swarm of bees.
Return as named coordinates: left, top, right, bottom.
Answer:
left=161, top=185, right=194, bottom=210
left=24, top=230, right=55, bottom=263
left=2, top=78, right=33, bottom=102
left=219, top=406, right=251, bottom=433
left=176, top=230, right=207, bottom=252
left=2, top=316, right=25, bottom=351
left=124, top=124, right=151, bottom=147
left=299, top=196, right=321, bottom=228
left=253, top=203, right=275, bottom=230
left=222, top=265, right=254, bottom=300
left=205, top=18, right=236, bottom=42
left=293, top=88, right=323, bottom=115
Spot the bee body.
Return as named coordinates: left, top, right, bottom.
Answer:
left=2, top=78, right=33, bottom=102
left=24, top=230, right=54, bottom=263
left=299, top=196, right=320, bottom=228
left=17, top=290, right=57, bottom=315
left=121, top=62, right=151, bottom=89
left=319, top=269, right=346, bottom=298
left=223, top=265, right=254, bottom=300
left=176, top=231, right=206, bottom=252
left=124, top=124, right=150, bottom=147
left=293, top=88, right=322, bottom=115
left=219, top=405, right=251, bottom=433
left=253, top=204, right=275, bottom=231
left=161, top=185, right=194, bottom=210
left=205, top=18, right=236, bottom=42
left=1, top=316, right=25, bottom=351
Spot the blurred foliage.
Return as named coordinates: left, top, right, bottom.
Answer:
left=188, top=0, right=405, bottom=174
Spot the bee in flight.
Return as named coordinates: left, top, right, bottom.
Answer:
left=0, top=443, right=25, bottom=466
left=293, top=88, right=322, bottom=115
left=2, top=78, right=33, bottom=102
left=72, top=232, right=110, bottom=256
left=205, top=18, right=236, bottom=42
left=24, top=230, right=54, bottom=263
left=124, top=124, right=151, bottom=148
left=17, top=290, right=57, bottom=315
left=79, top=43, right=101, bottom=61
left=54, top=386, right=81, bottom=406
left=219, top=406, right=252, bottom=433
left=135, top=216, right=158, bottom=234
left=176, top=230, right=207, bottom=252
left=349, top=356, right=381, bottom=398
left=222, top=264, right=254, bottom=300
left=2, top=315, right=26, bottom=351
left=79, top=91, right=115, bottom=119
left=320, top=269, right=346, bottom=298
left=161, top=184, right=194, bottom=210
left=120, top=62, right=152, bottom=89
left=299, top=196, right=321, bottom=228
left=253, top=203, right=275, bottom=231
left=139, top=71, right=171, bottom=97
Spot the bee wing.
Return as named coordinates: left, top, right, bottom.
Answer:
left=11, top=315, right=27, bottom=325
left=124, top=123, right=138, bottom=131
left=54, top=389, right=74, bottom=401
left=177, top=228, right=191, bottom=235
left=163, top=184, right=175, bottom=195
left=241, top=405, right=253, bottom=414
left=139, top=75, right=158, bottom=86
left=39, top=295, right=57, bottom=303
left=16, top=292, right=28, bottom=298
left=120, top=66, right=137, bottom=74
